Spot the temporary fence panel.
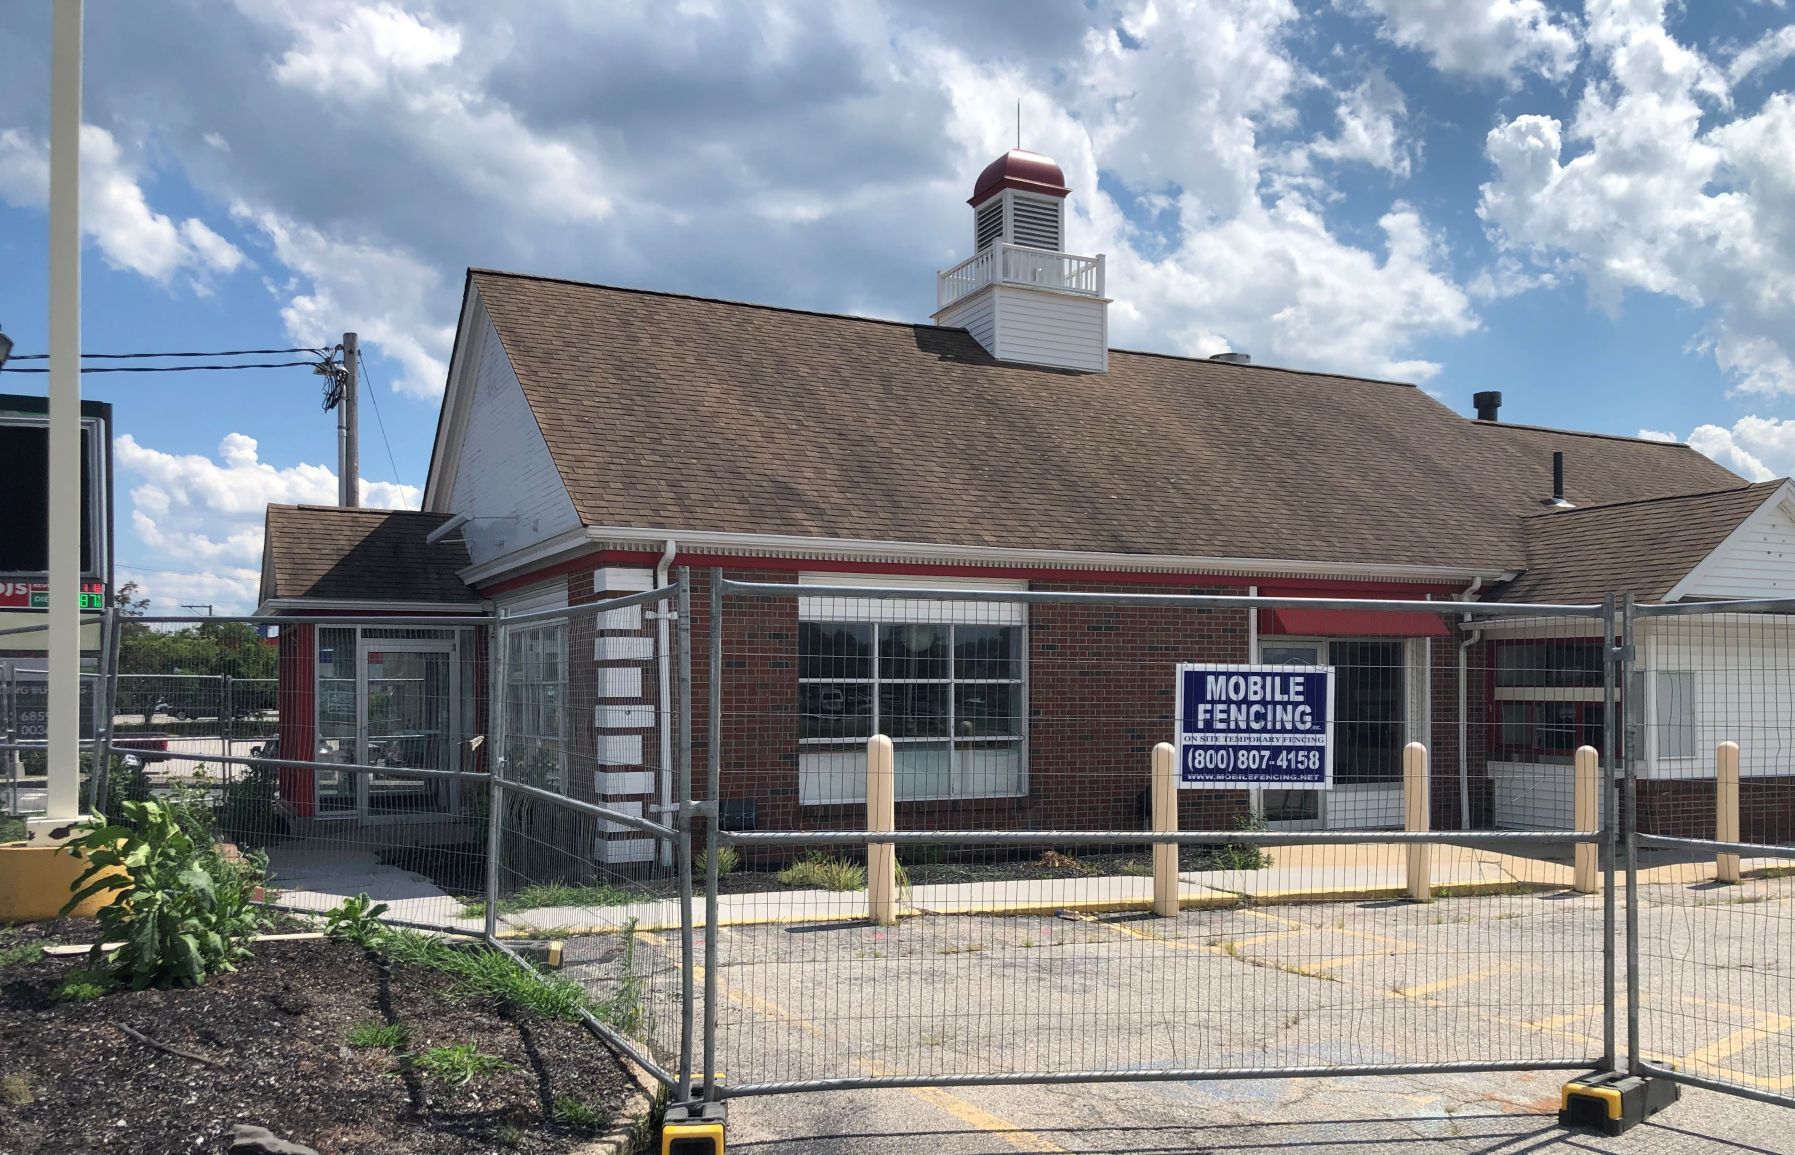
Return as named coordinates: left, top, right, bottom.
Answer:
left=485, top=582, right=694, bottom=1091
left=1626, top=601, right=1795, bottom=1107
left=698, top=575, right=1615, bottom=1099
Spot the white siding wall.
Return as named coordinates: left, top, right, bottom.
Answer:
left=1641, top=615, right=1795, bottom=780
left=446, top=307, right=581, bottom=568
left=936, top=290, right=997, bottom=355
left=992, top=285, right=1107, bottom=372
left=1682, top=496, right=1795, bottom=599
left=1491, top=761, right=1616, bottom=831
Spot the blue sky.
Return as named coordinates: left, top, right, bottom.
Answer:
left=1, top=0, right=1793, bottom=613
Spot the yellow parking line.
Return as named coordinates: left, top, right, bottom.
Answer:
left=1394, top=963, right=1517, bottom=999
left=1683, top=1014, right=1795, bottom=1069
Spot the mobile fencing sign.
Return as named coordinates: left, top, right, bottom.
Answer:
left=1175, top=663, right=1334, bottom=789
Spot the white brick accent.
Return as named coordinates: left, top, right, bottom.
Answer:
left=598, top=605, right=641, bottom=630
left=595, top=667, right=643, bottom=699
left=596, top=704, right=656, bottom=729
left=596, top=735, right=643, bottom=765
left=595, top=635, right=656, bottom=662
left=597, top=799, right=645, bottom=834
left=595, top=837, right=657, bottom=865
left=593, top=567, right=656, bottom=593
left=595, top=770, right=657, bottom=796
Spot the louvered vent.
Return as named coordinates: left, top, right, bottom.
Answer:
left=1011, top=196, right=1061, bottom=250
left=974, top=199, right=1004, bottom=252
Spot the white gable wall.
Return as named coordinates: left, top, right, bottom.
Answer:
left=1675, top=487, right=1795, bottom=600
left=442, top=302, right=581, bottom=569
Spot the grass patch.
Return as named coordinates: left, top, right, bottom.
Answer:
left=462, top=880, right=636, bottom=917
left=552, top=1095, right=614, bottom=1132
left=0, top=927, right=43, bottom=968
left=346, top=1020, right=408, bottom=1050
left=0, top=815, right=23, bottom=843
left=53, top=968, right=117, bottom=1003
left=777, top=853, right=866, bottom=891
left=1120, top=860, right=1153, bottom=877
left=413, top=1043, right=511, bottom=1086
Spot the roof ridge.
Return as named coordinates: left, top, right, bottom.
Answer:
left=1470, top=420, right=1697, bottom=448
left=277, top=503, right=445, bottom=517
left=1521, top=479, right=1782, bottom=520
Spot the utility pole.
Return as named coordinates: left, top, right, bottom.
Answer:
left=180, top=604, right=214, bottom=617
left=40, top=0, right=83, bottom=831
left=337, top=331, right=360, bottom=508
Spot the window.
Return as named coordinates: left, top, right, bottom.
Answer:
left=1491, top=640, right=1608, bottom=764
left=1656, top=671, right=1697, bottom=759
left=798, top=620, right=1024, bottom=804
left=504, top=622, right=567, bottom=791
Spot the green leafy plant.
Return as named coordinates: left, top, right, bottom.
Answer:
left=0, top=927, right=43, bottom=968
left=346, top=1020, right=408, bottom=1050
left=53, top=968, right=118, bottom=1002
left=552, top=1095, right=614, bottom=1132
left=413, top=1042, right=511, bottom=1086
left=463, top=879, right=634, bottom=918
left=694, top=844, right=739, bottom=876
left=324, top=893, right=391, bottom=948
left=60, top=800, right=263, bottom=989
left=777, top=852, right=866, bottom=891
left=1214, top=812, right=1273, bottom=872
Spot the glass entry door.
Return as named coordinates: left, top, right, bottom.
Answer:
left=359, top=641, right=458, bottom=819
left=1257, top=642, right=1326, bottom=828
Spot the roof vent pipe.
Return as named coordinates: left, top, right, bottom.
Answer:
left=1209, top=352, right=1251, bottom=365
left=1543, top=451, right=1574, bottom=508
left=1473, top=391, right=1502, bottom=421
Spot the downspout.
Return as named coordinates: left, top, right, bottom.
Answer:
left=656, top=538, right=677, bottom=868
left=1457, top=577, right=1484, bottom=830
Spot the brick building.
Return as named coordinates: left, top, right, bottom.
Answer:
left=256, top=148, right=1795, bottom=854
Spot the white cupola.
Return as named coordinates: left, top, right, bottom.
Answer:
left=934, top=149, right=1109, bottom=373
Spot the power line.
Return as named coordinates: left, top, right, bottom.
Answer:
left=1, top=360, right=324, bottom=374
left=356, top=348, right=405, bottom=490
left=5, top=346, right=326, bottom=360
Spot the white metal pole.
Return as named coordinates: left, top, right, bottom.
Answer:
left=44, top=0, right=84, bottom=823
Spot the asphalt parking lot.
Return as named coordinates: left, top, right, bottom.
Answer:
left=614, top=874, right=1795, bottom=1153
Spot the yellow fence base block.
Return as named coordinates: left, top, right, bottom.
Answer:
left=1559, top=1072, right=1680, bottom=1136
left=0, top=843, right=119, bottom=922
left=662, top=1103, right=726, bottom=1154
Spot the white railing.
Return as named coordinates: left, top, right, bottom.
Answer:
left=936, top=243, right=1105, bottom=309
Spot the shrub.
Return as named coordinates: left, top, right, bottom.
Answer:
left=218, top=762, right=285, bottom=848
left=413, top=1043, right=511, bottom=1086
left=61, top=800, right=264, bottom=988
left=694, top=844, right=739, bottom=876
left=777, top=853, right=865, bottom=891
left=324, top=893, right=391, bottom=948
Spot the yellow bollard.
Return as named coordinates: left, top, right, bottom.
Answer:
left=1716, top=740, right=1741, bottom=884
left=866, top=734, right=897, bottom=925
left=1573, top=745, right=1599, bottom=894
left=1404, top=742, right=1431, bottom=901
left=1151, top=742, right=1179, bottom=917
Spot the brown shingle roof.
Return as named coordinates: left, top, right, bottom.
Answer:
left=466, top=269, right=1743, bottom=573
left=260, top=505, right=479, bottom=606
left=1499, top=482, right=1783, bottom=603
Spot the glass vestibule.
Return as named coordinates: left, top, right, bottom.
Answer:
left=1255, top=637, right=1414, bottom=829
left=315, top=627, right=472, bottom=820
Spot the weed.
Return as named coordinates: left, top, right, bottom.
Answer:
left=53, top=968, right=117, bottom=1002
left=777, top=853, right=866, bottom=891
left=694, top=845, right=739, bottom=876
left=1284, top=1012, right=1303, bottom=1028
left=1037, top=850, right=1096, bottom=876
left=594, top=920, right=645, bottom=1035
left=346, top=1020, right=408, bottom=1050
left=552, top=1095, right=614, bottom=1132
left=496, top=1124, right=527, bottom=1149
left=464, top=880, right=635, bottom=917
left=920, top=1030, right=946, bottom=1047
left=1218, top=940, right=1243, bottom=958
left=1120, top=860, right=1153, bottom=877
left=1434, top=882, right=1544, bottom=898
left=1018, top=937, right=1037, bottom=949
left=324, top=893, right=391, bottom=948
left=0, top=928, right=43, bottom=968
left=413, top=1043, right=511, bottom=1086
left=1214, top=813, right=1272, bottom=872
left=937, top=943, right=988, bottom=955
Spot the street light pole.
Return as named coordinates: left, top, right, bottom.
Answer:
left=41, top=0, right=84, bottom=829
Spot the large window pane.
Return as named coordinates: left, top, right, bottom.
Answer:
left=880, top=623, right=948, bottom=681
left=881, top=683, right=949, bottom=739
left=800, top=622, right=872, bottom=681
left=954, top=625, right=1019, bottom=681
left=955, top=683, right=1018, bottom=738
left=1656, top=671, right=1697, bottom=759
left=1333, top=640, right=1404, bottom=784
left=895, top=741, right=951, bottom=800
left=800, top=683, right=873, bottom=740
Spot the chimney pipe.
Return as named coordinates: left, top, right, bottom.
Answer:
left=1473, top=390, right=1502, bottom=421
left=1541, top=451, right=1574, bottom=508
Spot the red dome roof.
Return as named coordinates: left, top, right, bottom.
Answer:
left=969, top=149, right=1070, bottom=205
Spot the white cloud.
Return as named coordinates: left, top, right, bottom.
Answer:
left=120, top=566, right=265, bottom=618
left=0, top=124, right=245, bottom=284
left=1340, top=0, right=1581, bottom=83
left=1311, top=74, right=1413, bottom=178
left=1645, top=416, right=1795, bottom=482
left=114, top=432, right=420, bottom=612
left=269, top=1, right=463, bottom=99
left=239, top=209, right=454, bottom=397
left=1728, top=23, right=1795, bottom=84
left=1480, top=1, right=1795, bottom=395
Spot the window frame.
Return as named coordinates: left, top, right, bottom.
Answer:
left=797, top=617, right=1029, bottom=805
left=1488, top=638, right=1611, bottom=765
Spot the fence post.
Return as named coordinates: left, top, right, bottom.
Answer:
left=1716, top=740, right=1741, bottom=884
left=1404, top=741, right=1430, bottom=901
left=1574, top=745, right=1600, bottom=894
left=867, top=734, right=896, bottom=926
left=1152, top=742, right=1179, bottom=916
